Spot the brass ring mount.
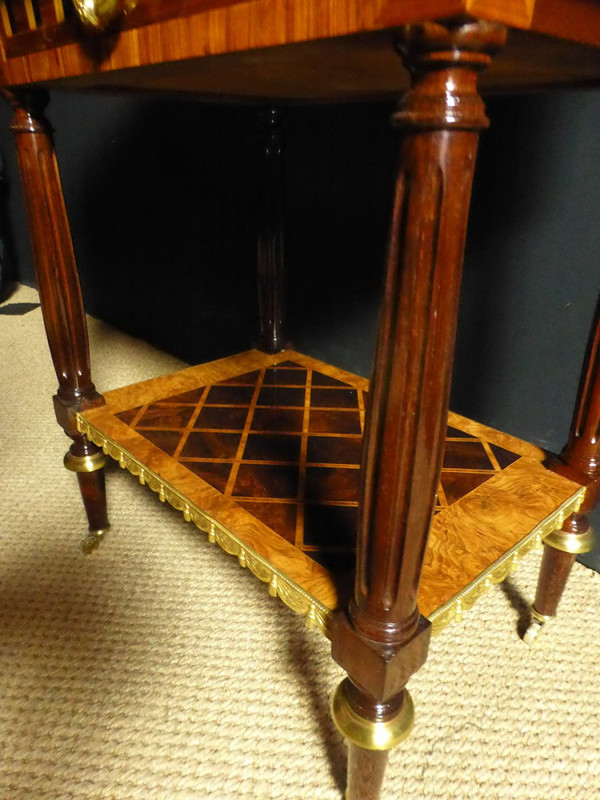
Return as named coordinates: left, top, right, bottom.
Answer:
left=64, top=449, right=106, bottom=473
left=331, top=682, right=415, bottom=751
left=544, top=527, right=595, bottom=555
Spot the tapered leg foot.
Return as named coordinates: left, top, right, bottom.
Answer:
left=523, top=607, right=555, bottom=645
left=346, top=746, right=389, bottom=800
left=64, top=436, right=110, bottom=552
left=525, top=514, right=595, bottom=644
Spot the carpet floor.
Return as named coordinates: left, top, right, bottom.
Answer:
left=1, top=284, right=599, bottom=800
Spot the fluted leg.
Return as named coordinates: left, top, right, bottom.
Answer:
left=330, top=20, right=506, bottom=799
left=527, top=296, right=599, bottom=642
left=4, top=88, right=109, bottom=549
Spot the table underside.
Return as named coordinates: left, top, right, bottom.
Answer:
left=36, top=29, right=600, bottom=101
left=78, top=349, right=584, bottom=636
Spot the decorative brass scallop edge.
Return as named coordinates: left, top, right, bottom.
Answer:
left=77, top=414, right=332, bottom=637
left=427, top=488, right=586, bottom=635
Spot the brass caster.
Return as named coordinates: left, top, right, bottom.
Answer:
left=81, top=528, right=108, bottom=554
left=523, top=609, right=553, bottom=646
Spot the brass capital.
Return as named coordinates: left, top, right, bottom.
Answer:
left=331, top=682, right=414, bottom=751
left=543, top=527, right=595, bottom=555
left=64, top=450, right=106, bottom=473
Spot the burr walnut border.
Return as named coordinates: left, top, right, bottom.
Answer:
left=77, top=414, right=585, bottom=637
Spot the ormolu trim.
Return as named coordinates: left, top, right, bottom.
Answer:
left=331, top=683, right=414, bottom=751
left=543, top=527, right=595, bottom=555
left=72, top=0, right=137, bottom=30
left=76, top=414, right=331, bottom=636
left=76, top=412, right=585, bottom=639
left=64, top=449, right=106, bottom=473
left=427, top=488, right=586, bottom=635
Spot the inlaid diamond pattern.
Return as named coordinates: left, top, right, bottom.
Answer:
left=116, top=362, right=522, bottom=576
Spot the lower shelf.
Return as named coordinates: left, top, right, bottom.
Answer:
left=78, top=349, right=585, bottom=636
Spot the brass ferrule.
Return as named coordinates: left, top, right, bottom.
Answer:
left=64, top=450, right=106, bottom=473
left=331, top=683, right=415, bottom=751
left=81, top=528, right=109, bottom=554
left=530, top=608, right=554, bottom=625
left=543, top=527, right=595, bottom=555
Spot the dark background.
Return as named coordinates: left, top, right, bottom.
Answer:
left=0, top=86, right=598, bottom=565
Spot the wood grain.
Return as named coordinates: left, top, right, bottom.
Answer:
left=6, top=88, right=109, bottom=535
left=80, top=349, right=583, bottom=626
left=376, top=0, right=535, bottom=30
left=447, top=410, right=545, bottom=460
left=420, top=458, right=581, bottom=616
left=337, top=21, right=506, bottom=696
left=0, top=0, right=599, bottom=93
left=5, top=88, right=102, bottom=422
left=101, top=349, right=368, bottom=413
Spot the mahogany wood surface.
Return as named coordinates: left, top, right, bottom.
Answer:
left=331, top=22, right=506, bottom=795
left=0, top=0, right=599, bottom=96
left=67, top=434, right=110, bottom=534
left=76, top=469, right=109, bottom=531
left=533, top=513, right=583, bottom=616
left=331, top=18, right=505, bottom=713
left=4, top=87, right=109, bottom=535
left=346, top=744, right=389, bottom=800
left=4, top=89, right=103, bottom=423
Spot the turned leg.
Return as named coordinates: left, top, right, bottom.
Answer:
left=330, top=21, right=506, bottom=799
left=256, top=106, right=287, bottom=353
left=3, top=88, right=109, bottom=550
left=526, top=297, right=599, bottom=641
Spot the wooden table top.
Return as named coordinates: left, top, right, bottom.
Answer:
left=0, top=0, right=599, bottom=98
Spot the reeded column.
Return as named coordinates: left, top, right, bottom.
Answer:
left=330, top=20, right=506, bottom=800
left=527, top=296, right=599, bottom=641
left=4, top=88, right=109, bottom=550
left=256, top=106, right=287, bottom=353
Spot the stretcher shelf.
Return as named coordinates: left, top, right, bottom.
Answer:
left=78, top=349, right=585, bottom=636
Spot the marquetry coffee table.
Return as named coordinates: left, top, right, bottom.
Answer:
left=1, top=2, right=598, bottom=798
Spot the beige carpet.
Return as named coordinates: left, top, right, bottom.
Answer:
left=1, top=284, right=599, bottom=800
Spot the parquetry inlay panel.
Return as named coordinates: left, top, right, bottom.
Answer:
left=116, top=361, right=521, bottom=576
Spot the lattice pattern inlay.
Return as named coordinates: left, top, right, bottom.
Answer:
left=114, top=361, right=522, bottom=576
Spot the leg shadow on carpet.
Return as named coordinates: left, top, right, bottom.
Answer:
left=498, top=577, right=532, bottom=639
left=286, top=624, right=347, bottom=794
